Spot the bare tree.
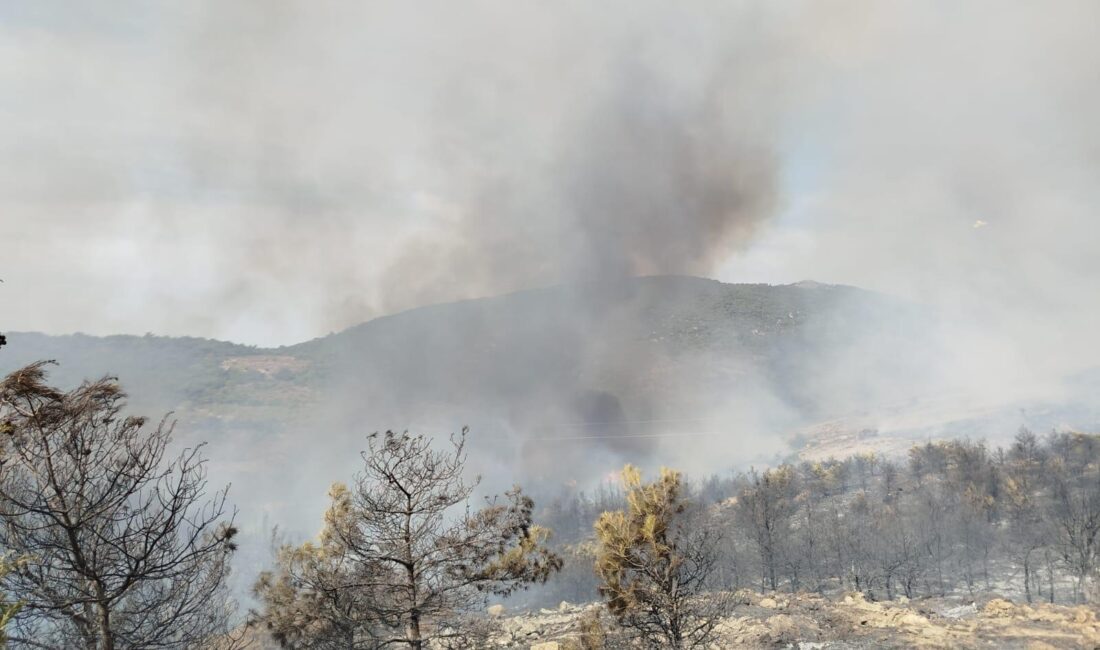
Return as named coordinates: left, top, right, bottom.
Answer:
left=1002, top=430, right=1050, bottom=603
left=1049, top=475, right=1100, bottom=602
left=532, top=433, right=1100, bottom=609
left=735, top=467, right=796, bottom=591
left=0, top=362, right=239, bottom=649
left=256, top=429, right=561, bottom=649
left=594, top=466, right=729, bottom=649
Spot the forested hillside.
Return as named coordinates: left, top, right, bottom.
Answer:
left=0, top=278, right=934, bottom=488
left=5, top=277, right=1099, bottom=538
left=1, top=277, right=918, bottom=422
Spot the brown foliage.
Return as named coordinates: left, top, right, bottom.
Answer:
left=594, top=465, right=728, bottom=649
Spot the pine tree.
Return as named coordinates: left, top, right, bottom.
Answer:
left=0, top=362, right=239, bottom=648
left=254, top=429, right=561, bottom=649
left=594, top=465, right=727, bottom=649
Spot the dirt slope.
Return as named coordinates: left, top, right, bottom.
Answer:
left=491, top=591, right=1100, bottom=649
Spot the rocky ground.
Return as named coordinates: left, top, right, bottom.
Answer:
left=488, top=591, right=1100, bottom=649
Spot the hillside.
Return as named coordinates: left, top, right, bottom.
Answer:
left=4, top=277, right=904, bottom=410
left=0, top=278, right=923, bottom=464
left=2, top=276, right=1095, bottom=526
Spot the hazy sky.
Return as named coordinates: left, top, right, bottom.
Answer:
left=2, top=0, right=1099, bottom=364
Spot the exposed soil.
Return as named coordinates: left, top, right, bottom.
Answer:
left=491, top=591, right=1100, bottom=649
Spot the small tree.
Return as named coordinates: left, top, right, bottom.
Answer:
left=0, top=362, right=239, bottom=649
left=1049, top=477, right=1100, bottom=602
left=735, top=466, right=797, bottom=592
left=255, top=429, right=561, bottom=649
left=594, top=465, right=728, bottom=649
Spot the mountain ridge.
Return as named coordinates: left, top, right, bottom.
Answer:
left=4, top=275, right=1097, bottom=531
left=0, top=276, right=927, bottom=473
left=3, top=276, right=889, bottom=351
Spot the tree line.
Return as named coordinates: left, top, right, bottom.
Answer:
left=536, top=429, right=1100, bottom=613
left=3, top=359, right=1100, bottom=649
left=0, top=363, right=566, bottom=649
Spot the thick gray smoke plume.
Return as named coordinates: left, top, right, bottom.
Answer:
left=0, top=0, right=797, bottom=344
left=4, top=0, right=1100, bottom=471
left=5, top=2, right=1100, bottom=600
left=4, top=1, right=1100, bottom=362
left=379, top=60, right=779, bottom=311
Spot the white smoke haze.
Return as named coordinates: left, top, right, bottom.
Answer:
left=719, top=1, right=1100, bottom=381
left=3, top=0, right=799, bottom=342
left=3, top=1, right=1100, bottom=557
left=2, top=2, right=1095, bottom=359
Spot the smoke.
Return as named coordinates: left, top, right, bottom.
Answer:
left=5, top=3, right=1100, bottom=604
left=720, top=1, right=1100, bottom=378
left=0, top=0, right=1098, bottom=495
left=377, top=56, right=781, bottom=312
left=3, top=1, right=1099, bottom=362
left=0, top=0, right=800, bottom=344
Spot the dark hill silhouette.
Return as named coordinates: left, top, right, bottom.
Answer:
left=0, top=277, right=929, bottom=479
left=7, top=276, right=1099, bottom=534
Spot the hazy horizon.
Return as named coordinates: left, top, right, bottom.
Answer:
left=3, top=274, right=878, bottom=343
left=4, top=1, right=1098, bottom=491
left=2, top=2, right=1097, bottom=377
left=3, top=5, right=1100, bottom=646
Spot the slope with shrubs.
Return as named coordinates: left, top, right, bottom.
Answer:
left=0, top=278, right=925, bottom=441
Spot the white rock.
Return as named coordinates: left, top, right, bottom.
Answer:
left=487, top=604, right=505, bottom=617
left=942, top=603, right=978, bottom=619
